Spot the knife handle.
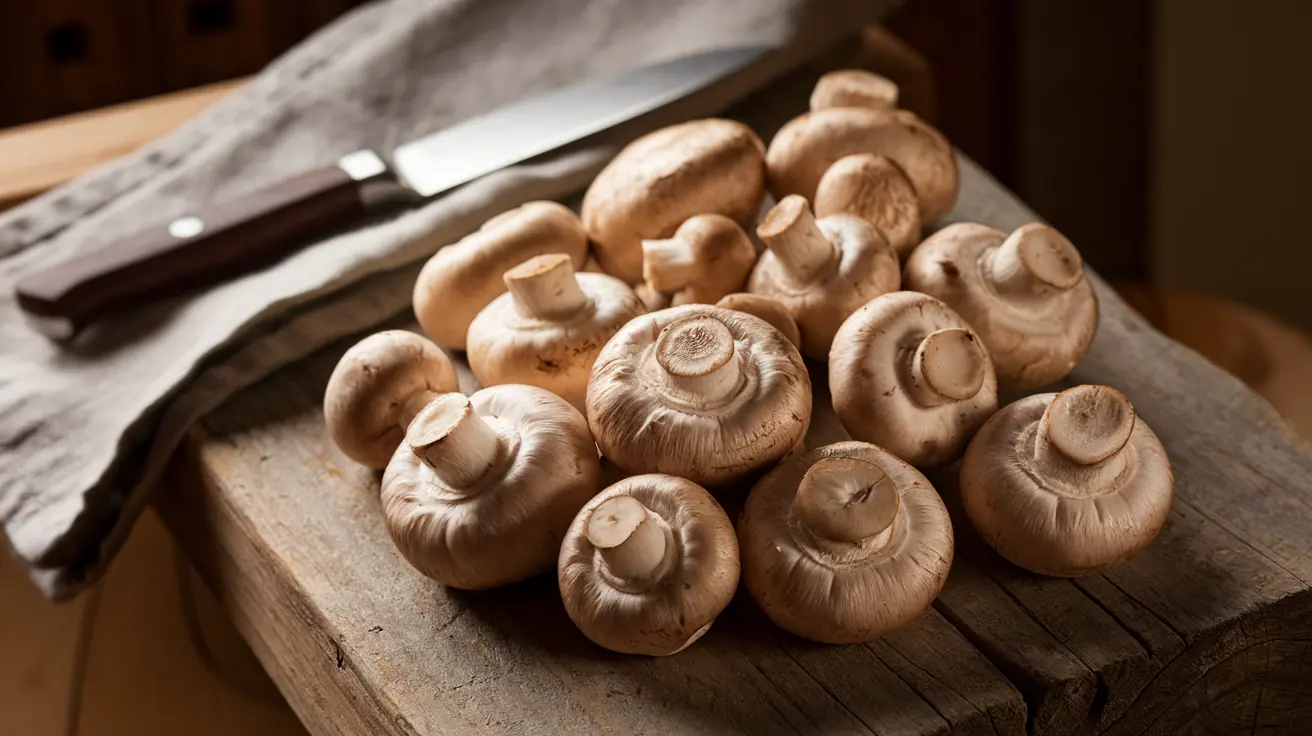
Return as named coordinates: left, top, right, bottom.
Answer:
left=14, top=150, right=404, bottom=339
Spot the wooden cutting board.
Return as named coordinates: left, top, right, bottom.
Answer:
left=158, top=155, right=1312, bottom=735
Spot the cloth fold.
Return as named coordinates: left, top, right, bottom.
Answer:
left=0, top=0, right=896, bottom=598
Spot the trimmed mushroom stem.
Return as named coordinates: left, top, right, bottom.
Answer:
left=654, top=316, right=743, bottom=406
left=642, top=237, right=697, bottom=294
left=505, top=253, right=590, bottom=321
left=399, top=390, right=440, bottom=430
left=988, top=223, right=1085, bottom=298
left=1033, top=385, right=1135, bottom=491
left=906, top=328, right=988, bottom=406
left=795, top=456, right=899, bottom=546
left=587, top=495, right=677, bottom=590
left=757, top=195, right=837, bottom=284
left=406, top=394, right=505, bottom=490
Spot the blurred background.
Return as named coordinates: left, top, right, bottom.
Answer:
left=1, top=0, right=1308, bottom=734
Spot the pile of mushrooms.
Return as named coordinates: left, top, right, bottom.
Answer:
left=314, top=66, right=1172, bottom=658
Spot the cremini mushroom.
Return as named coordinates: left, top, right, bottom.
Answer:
left=747, top=195, right=900, bottom=360
left=814, top=153, right=922, bottom=258
left=715, top=293, right=801, bottom=349
left=323, top=330, right=459, bottom=469
left=581, top=119, right=766, bottom=284
left=413, top=201, right=589, bottom=349
left=903, top=222, right=1098, bottom=389
left=558, top=474, right=739, bottom=655
left=830, top=292, right=998, bottom=468
left=766, top=107, right=958, bottom=223
left=639, top=214, right=758, bottom=308
left=587, top=304, right=811, bottom=490
left=380, top=386, right=600, bottom=589
left=738, top=441, right=954, bottom=644
left=810, top=69, right=899, bottom=111
left=466, top=254, right=645, bottom=408
left=960, top=385, right=1173, bottom=577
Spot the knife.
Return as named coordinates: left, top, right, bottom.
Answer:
left=15, top=45, right=772, bottom=340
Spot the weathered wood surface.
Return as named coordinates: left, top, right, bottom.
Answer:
left=158, top=154, right=1312, bottom=736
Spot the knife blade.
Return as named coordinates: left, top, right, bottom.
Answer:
left=15, top=45, right=772, bottom=340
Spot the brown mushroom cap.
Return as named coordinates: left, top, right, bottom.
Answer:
left=814, top=153, right=923, bottom=258
left=466, top=254, right=645, bottom=409
left=586, top=304, right=812, bottom=490
left=747, top=195, right=900, bottom=360
left=960, top=385, right=1174, bottom=577
left=810, top=69, right=899, bottom=112
left=903, top=222, right=1099, bottom=389
left=380, top=385, right=600, bottom=590
left=641, top=214, right=759, bottom=307
left=413, top=201, right=589, bottom=350
left=558, top=474, right=739, bottom=656
left=766, top=107, right=958, bottom=223
left=323, top=330, right=458, bottom=469
left=716, top=293, right=801, bottom=349
left=830, top=292, right=999, bottom=468
left=738, top=441, right=954, bottom=644
left=581, top=119, right=766, bottom=284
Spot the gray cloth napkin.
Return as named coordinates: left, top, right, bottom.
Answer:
left=0, top=0, right=896, bottom=598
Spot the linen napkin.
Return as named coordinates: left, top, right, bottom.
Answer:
left=0, top=0, right=898, bottom=598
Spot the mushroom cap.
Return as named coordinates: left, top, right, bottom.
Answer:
left=466, top=266, right=645, bottom=409
left=829, top=292, right=999, bottom=468
left=903, top=222, right=1099, bottom=389
left=581, top=119, right=767, bottom=284
left=765, top=107, right=958, bottom=223
left=748, top=209, right=900, bottom=360
left=380, top=384, right=600, bottom=589
left=810, top=69, right=899, bottom=111
left=641, top=214, right=759, bottom=306
left=323, top=330, right=458, bottom=469
left=960, top=386, right=1174, bottom=577
left=558, top=474, right=739, bottom=656
left=814, top=153, right=923, bottom=258
left=715, top=293, right=802, bottom=349
left=412, top=201, right=589, bottom=349
left=738, top=441, right=954, bottom=644
left=586, top=304, right=812, bottom=489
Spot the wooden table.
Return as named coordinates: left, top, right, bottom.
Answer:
left=151, top=153, right=1312, bottom=735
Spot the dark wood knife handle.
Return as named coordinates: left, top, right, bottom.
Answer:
left=14, top=150, right=400, bottom=339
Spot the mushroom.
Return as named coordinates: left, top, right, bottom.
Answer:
left=715, top=293, right=801, bottom=349
left=959, top=385, right=1174, bottom=577
left=380, top=386, right=600, bottom=589
left=323, top=330, right=459, bottom=469
left=738, top=441, right=954, bottom=644
left=558, top=474, right=739, bottom=655
left=413, top=201, right=589, bottom=350
left=765, top=106, right=958, bottom=223
left=466, top=254, right=645, bottom=409
left=747, top=195, right=900, bottom=360
left=639, top=214, right=759, bottom=307
left=581, top=119, right=767, bottom=284
left=810, top=69, right=899, bottom=111
left=814, top=153, right=922, bottom=259
left=903, top=222, right=1099, bottom=389
left=587, top=304, right=811, bottom=490
left=829, top=292, right=998, bottom=468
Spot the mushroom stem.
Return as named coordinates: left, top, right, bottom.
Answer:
left=907, top=328, right=988, bottom=406
left=988, top=223, right=1085, bottom=298
left=795, top=456, right=900, bottom=545
left=642, top=237, right=697, bottom=294
left=406, top=394, right=505, bottom=489
left=654, top=316, right=743, bottom=406
left=398, top=390, right=440, bottom=429
left=587, top=495, right=676, bottom=588
left=1033, top=385, right=1135, bottom=489
left=504, top=253, right=590, bottom=321
left=757, top=195, right=837, bottom=284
